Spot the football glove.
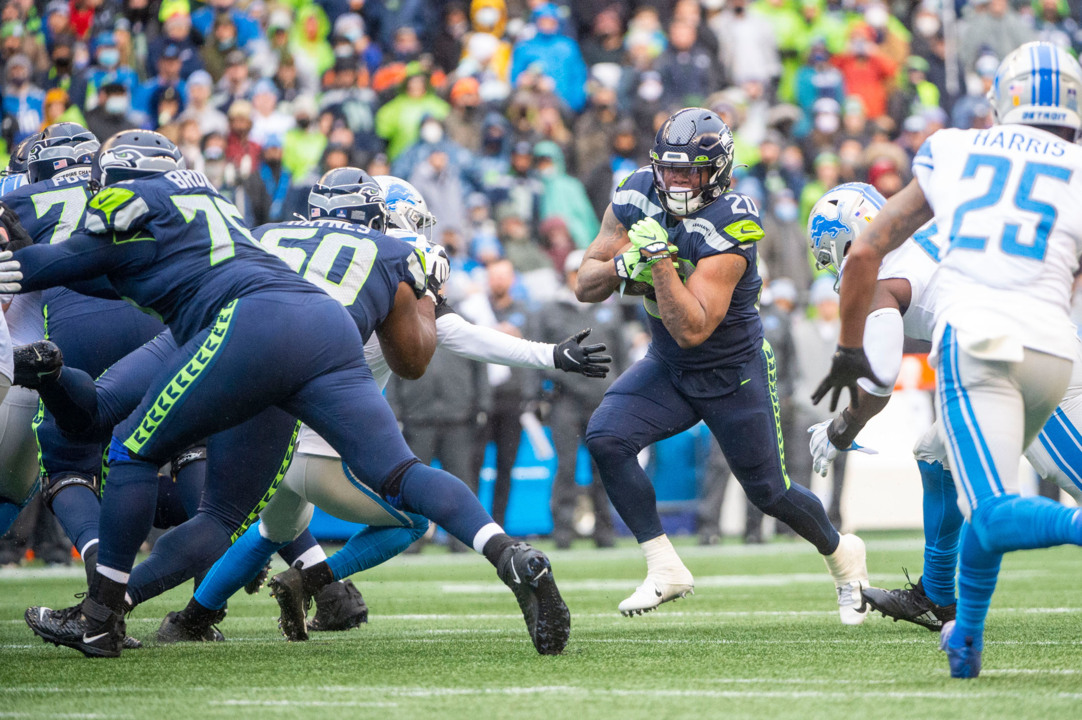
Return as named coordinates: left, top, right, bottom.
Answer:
left=0, top=251, right=23, bottom=293
left=811, top=345, right=884, bottom=412
left=0, top=202, right=32, bottom=251
left=808, top=420, right=839, bottom=477
left=422, top=244, right=450, bottom=301
left=553, top=328, right=612, bottom=378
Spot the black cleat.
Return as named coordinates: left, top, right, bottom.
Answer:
left=12, top=341, right=63, bottom=389
left=496, top=542, right=570, bottom=655
left=861, top=572, right=956, bottom=632
left=157, top=606, right=227, bottom=643
left=267, top=567, right=310, bottom=641
left=25, top=596, right=124, bottom=658
left=244, top=560, right=272, bottom=595
left=309, top=580, right=367, bottom=632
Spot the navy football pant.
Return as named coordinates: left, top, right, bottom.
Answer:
left=586, top=342, right=839, bottom=554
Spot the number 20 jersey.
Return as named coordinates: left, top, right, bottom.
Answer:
left=913, top=125, right=1082, bottom=361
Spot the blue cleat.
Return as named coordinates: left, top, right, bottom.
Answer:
left=940, top=620, right=982, bottom=679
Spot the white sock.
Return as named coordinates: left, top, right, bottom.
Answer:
left=79, top=538, right=98, bottom=558
left=95, top=564, right=129, bottom=584
left=472, top=522, right=504, bottom=555
left=292, top=545, right=328, bottom=569
left=641, top=535, right=686, bottom=577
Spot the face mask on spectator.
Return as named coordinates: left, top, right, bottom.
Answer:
left=104, top=94, right=129, bottom=115
left=815, top=113, right=839, bottom=134
left=476, top=7, right=500, bottom=28
left=638, top=78, right=663, bottom=102
left=54, top=55, right=72, bottom=70
left=9, top=73, right=27, bottom=87
left=914, top=15, right=940, bottom=37
left=420, top=121, right=444, bottom=144
left=98, top=48, right=119, bottom=67
left=296, top=115, right=312, bottom=129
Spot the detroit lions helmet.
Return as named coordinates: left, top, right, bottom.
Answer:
left=807, top=182, right=886, bottom=288
left=650, top=108, right=735, bottom=216
left=989, top=41, right=1082, bottom=136
left=309, top=167, right=388, bottom=231
left=93, top=130, right=185, bottom=187
left=27, top=123, right=100, bottom=183
left=373, top=175, right=436, bottom=238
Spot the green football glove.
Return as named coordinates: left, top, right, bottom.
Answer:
left=629, top=217, right=677, bottom=257
left=614, top=247, right=654, bottom=284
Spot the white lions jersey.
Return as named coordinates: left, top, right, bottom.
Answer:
left=913, top=125, right=1082, bottom=362
left=876, top=221, right=948, bottom=343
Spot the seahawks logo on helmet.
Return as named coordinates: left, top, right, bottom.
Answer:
left=309, top=167, right=388, bottom=231
left=92, top=130, right=185, bottom=188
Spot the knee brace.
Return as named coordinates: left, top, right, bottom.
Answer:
left=40, top=471, right=99, bottom=511
left=170, top=445, right=206, bottom=478
left=379, top=457, right=421, bottom=508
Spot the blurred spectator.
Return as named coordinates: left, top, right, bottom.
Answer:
left=239, top=137, right=292, bottom=226
left=799, top=152, right=840, bottom=225
left=410, top=148, right=467, bottom=237
left=1033, top=0, right=1082, bottom=55
left=3, top=55, right=43, bottom=144
left=710, top=0, right=778, bottom=89
left=211, top=50, right=252, bottom=113
left=794, top=42, right=845, bottom=137
left=571, top=84, right=620, bottom=179
left=282, top=95, right=326, bottom=180
left=952, top=53, right=1000, bottom=130
left=533, top=141, right=599, bottom=249
left=579, top=5, right=624, bottom=67
left=800, top=97, right=843, bottom=170
left=537, top=250, right=626, bottom=549
left=375, top=65, right=449, bottom=159
left=585, top=119, right=641, bottom=221
left=225, top=99, right=261, bottom=180
left=290, top=5, right=334, bottom=78
left=319, top=56, right=380, bottom=153
left=510, top=3, right=588, bottom=112
left=177, top=117, right=205, bottom=173
left=432, top=3, right=468, bottom=73
left=476, top=112, right=512, bottom=194
left=444, top=77, right=484, bottom=151
left=362, top=0, right=433, bottom=49
left=85, top=82, right=143, bottom=140
left=832, top=28, right=897, bottom=121
left=958, top=0, right=1036, bottom=73
left=138, top=44, right=187, bottom=121
left=674, top=0, right=719, bottom=57
left=148, top=9, right=202, bottom=79
left=249, top=80, right=292, bottom=147
left=202, top=12, right=243, bottom=82
left=471, top=259, right=536, bottom=527
left=457, top=0, right=512, bottom=99
left=774, top=0, right=847, bottom=103
left=887, top=56, right=940, bottom=131
left=178, top=70, right=227, bottom=138
left=73, top=32, right=138, bottom=111
left=867, top=156, right=904, bottom=198
left=394, top=114, right=480, bottom=193
left=657, top=19, right=719, bottom=107
left=45, top=36, right=76, bottom=94
left=192, top=0, right=262, bottom=51
left=850, top=1, right=911, bottom=67
left=272, top=53, right=313, bottom=103
left=41, top=86, right=85, bottom=127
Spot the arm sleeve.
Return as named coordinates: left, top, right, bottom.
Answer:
left=13, top=232, right=153, bottom=292
left=856, top=307, right=905, bottom=397
left=435, top=311, right=556, bottom=369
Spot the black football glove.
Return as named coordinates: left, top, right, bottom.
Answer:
left=553, top=328, right=612, bottom=378
left=0, top=202, right=32, bottom=251
left=811, top=345, right=884, bottom=412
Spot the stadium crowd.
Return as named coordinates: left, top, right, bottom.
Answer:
left=1, top=0, right=1080, bottom=559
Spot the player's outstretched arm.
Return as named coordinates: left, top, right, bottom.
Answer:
left=376, top=283, right=437, bottom=380
left=651, top=252, right=746, bottom=349
left=575, top=204, right=629, bottom=303
left=9, top=231, right=151, bottom=293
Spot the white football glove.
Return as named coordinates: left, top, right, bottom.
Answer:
left=808, top=419, right=839, bottom=477
left=422, top=244, right=450, bottom=301
left=0, top=251, right=23, bottom=293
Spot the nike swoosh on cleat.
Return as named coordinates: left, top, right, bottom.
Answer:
left=83, top=632, right=108, bottom=644
left=38, top=608, right=47, bottom=622
left=654, top=588, right=663, bottom=598
left=510, top=561, right=521, bottom=585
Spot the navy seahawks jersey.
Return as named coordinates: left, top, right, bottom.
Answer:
left=611, top=166, right=764, bottom=371
left=3, top=171, right=94, bottom=246
left=13, top=170, right=323, bottom=344
left=252, top=219, right=427, bottom=342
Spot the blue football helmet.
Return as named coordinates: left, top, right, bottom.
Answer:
left=650, top=107, right=735, bottom=216
left=308, top=167, right=387, bottom=231
left=990, top=41, right=1082, bottom=136
left=27, top=123, right=100, bottom=184
left=93, top=130, right=185, bottom=187
left=807, top=182, right=886, bottom=289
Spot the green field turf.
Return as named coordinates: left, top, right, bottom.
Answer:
left=1, top=532, right=1079, bottom=720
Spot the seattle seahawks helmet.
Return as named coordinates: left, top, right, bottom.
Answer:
left=650, top=107, right=735, bottom=216
left=807, top=182, right=886, bottom=289
left=5, top=133, right=40, bottom=176
left=93, top=130, right=185, bottom=187
left=373, top=175, right=436, bottom=238
left=27, top=123, right=100, bottom=183
left=989, top=41, right=1082, bottom=136
left=308, top=167, right=387, bottom=231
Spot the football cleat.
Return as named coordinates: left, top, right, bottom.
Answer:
left=618, top=570, right=695, bottom=617
left=940, top=620, right=982, bottom=679
left=823, top=533, right=869, bottom=625
left=496, top=542, right=570, bottom=655
left=861, top=572, right=955, bottom=631
left=267, top=567, right=310, bottom=641
left=157, top=606, right=227, bottom=643
left=309, top=580, right=368, bottom=632
left=12, top=341, right=63, bottom=389
left=25, top=596, right=124, bottom=658
left=244, top=560, right=272, bottom=595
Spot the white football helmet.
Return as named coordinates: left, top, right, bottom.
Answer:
left=989, top=41, right=1082, bottom=135
left=373, top=175, right=437, bottom=240
left=807, top=182, right=886, bottom=289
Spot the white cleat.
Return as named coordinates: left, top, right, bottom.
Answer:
left=618, top=571, right=695, bottom=617
left=823, top=533, right=869, bottom=626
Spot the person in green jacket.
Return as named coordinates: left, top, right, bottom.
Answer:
left=374, top=64, right=450, bottom=160
left=532, top=140, right=599, bottom=249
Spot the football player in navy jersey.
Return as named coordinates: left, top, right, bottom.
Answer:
left=8, top=132, right=569, bottom=658
left=575, top=108, right=870, bottom=621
